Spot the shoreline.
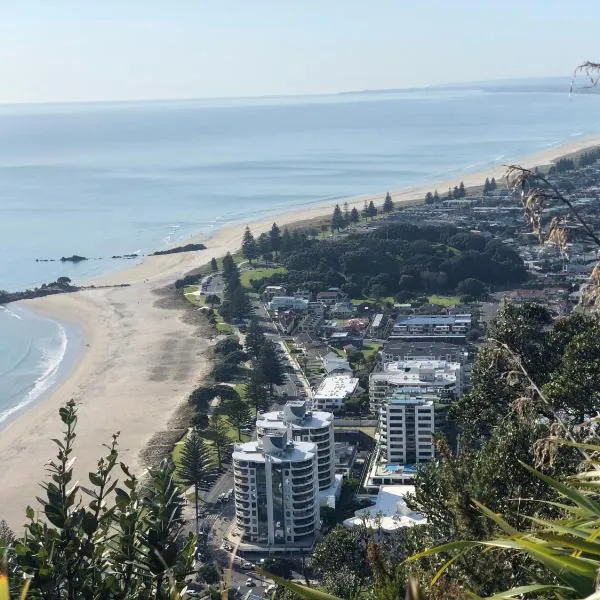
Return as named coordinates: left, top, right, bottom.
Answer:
left=1, top=133, right=599, bottom=529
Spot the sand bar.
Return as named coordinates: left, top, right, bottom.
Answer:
left=1, top=134, right=599, bottom=529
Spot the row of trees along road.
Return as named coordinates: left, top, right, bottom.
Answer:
left=241, top=222, right=282, bottom=263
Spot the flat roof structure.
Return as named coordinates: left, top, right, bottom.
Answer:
left=314, top=375, right=359, bottom=400
left=343, top=485, right=426, bottom=532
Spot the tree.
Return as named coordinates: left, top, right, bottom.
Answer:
left=350, top=207, right=360, bottom=223
left=56, top=276, right=72, bottom=287
left=12, top=401, right=195, bottom=599
left=257, top=339, right=285, bottom=396
left=433, top=190, right=440, bottom=203
left=245, top=318, right=266, bottom=359
left=310, top=525, right=373, bottom=597
left=220, top=396, right=252, bottom=440
left=331, top=204, right=345, bottom=231
left=483, top=177, right=490, bottom=194
left=490, top=176, right=497, bottom=190
left=383, top=192, right=394, bottom=213
left=459, top=181, right=466, bottom=197
left=270, top=223, right=282, bottom=257
left=222, top=252, right=235, bottom=278
left=241, top=226, right=259, bottom=263
left=214, top=335, right=242, bottom=356
left=178, top=428, right=210, bottom=538
left=205, top=293, right=221, bottom=306
left=366, top=200, right=377, bottom=219
left=456, top=277, right=485, bottom=298
left=424, top=192, right=434, bottom=205
left=343, top=201, right=350, bottom=225
left=206, top=414, right=232, bottom=468
left=246, top=365, right=269, bottom=414
left=210, top=257, right=218, bottom=272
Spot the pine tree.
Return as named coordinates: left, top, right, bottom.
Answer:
left=257, top=232, right=272, bottom=260
left=362, top=200, right=369, bottom=220
left=425, top=192, right=434, bottom=205
left=350, top=207, right=360, bottom=223
left=483, top=177, right=490, bottom=194
left=433, top=190, right=440, bottom=203
left=367, top=200, right=377, bottom=219
left=210, top=257, right=218, bottom=272
left=207, top=414, right=232, bottom=469
left=220, top=397, right=252, bottom=441
left=241, top=226, right=259, bottom=263
left=459, top=181, right=466, bottom=197
left=270, top=223, right=282, bottom=258
left=222, top=252, right=235, bottom=278
left=257, top=339, right=285, bottom=396
left=490, top=177, right=497, bottom=190
left=246, top=365, right=269, bottom=414
left=383, top=192, right=394, bottom=213
left=178, top=428, right=210, bottom=537
left=452, top=186, right=460, bottom=199
left=331, top=204, right=344, bottom=231
left=343, top=201, right=350, bottom=225
left=245, top=318, right=266, bottom=359
left=281, top=227, right=292, bottom=252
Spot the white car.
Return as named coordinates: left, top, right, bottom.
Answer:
left=246, top=578, right=255, bottom=587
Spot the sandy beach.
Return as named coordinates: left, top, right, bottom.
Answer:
left=1, top=134, right=599, bottom=529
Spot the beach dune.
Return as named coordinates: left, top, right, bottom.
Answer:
left=1, top=135, right=599, bottom=529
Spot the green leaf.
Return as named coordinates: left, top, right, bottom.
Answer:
left=88, top=472, right=103, bottom=487
left=472, top=499, right=520, bottom=536
left=519, top=461, right=600, bottom=517
left=25, top=505, right=34, bottom=520
left=407, top=540, right=477, bottom=562
left=472, top=584, right=574, bottom=598
left=537, top=533, right=600, bottom=556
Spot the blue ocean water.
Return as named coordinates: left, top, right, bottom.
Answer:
left=1, top=80, right=600, bottom=423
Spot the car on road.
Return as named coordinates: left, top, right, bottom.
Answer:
left=240, top=428, right=252, bottom=435
left=241, top=561, right=254, bottom=570
left=246, top=578, right=255, bottom=587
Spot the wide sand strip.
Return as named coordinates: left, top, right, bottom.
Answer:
left=1, top=135, right=599, bottom=529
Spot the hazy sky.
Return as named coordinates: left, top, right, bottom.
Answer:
left=1, top=0, right=597, bottom=103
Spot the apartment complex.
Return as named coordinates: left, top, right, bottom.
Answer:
left=390, top=314, right=472, bottom=342
left=312, top=375, right=360, bottom=412
left=256, top=401, right=335, bottom=490
left=378, top=390, right=436, bottom=465
left=369, top=358, right=463, bottom=412
left=232, top=433, right=320, bottom=548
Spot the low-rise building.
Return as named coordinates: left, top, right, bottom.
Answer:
left=232, top=433, right=320, bottom=549
left=268, top=296, right=309, bottom=311
left=316, top=288, right=345, bottom=306
left=331, top=302, right=355, bottom=318
left=343, top=485, right=426, bottom=533
left=313, top=375, right=360, bottom=411
left=263, top=285, right=287, bottom=301
left=390, top=314, right=472, bottom=342
left=381, top=340, right=467, bottom=363
left=323, top=351, right=353, bottom=376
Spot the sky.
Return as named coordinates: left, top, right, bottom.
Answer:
left=0, top=0, right=598, bottom=103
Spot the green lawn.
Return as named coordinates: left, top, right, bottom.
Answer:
left=362, top=342, right=383, bottom=361
left=216, top=322, right=234, bottom=334
left=428, top=294, right=461, bottom=307
left=239, top=266, right=287, bottom=290
left=183, top=285, right=205, bottom=306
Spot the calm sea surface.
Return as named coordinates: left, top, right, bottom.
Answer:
left=1, top=81, right=600, bottom=423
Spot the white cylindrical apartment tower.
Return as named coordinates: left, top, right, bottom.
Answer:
left=256, top=401, right=335, bottom=490
left=233, top=433, right=320, bottom=546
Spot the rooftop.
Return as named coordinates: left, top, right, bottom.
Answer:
left=256, top=402, right=333, bottom=431
left=232, top=436, right=316, bottom=463
left=314, top=375, right=359, bottom=399
left=343, top=485, right=426, bottom=533
left=371, top=359, right=460, bottom=387
left=395, top=314, right=471, bottom=326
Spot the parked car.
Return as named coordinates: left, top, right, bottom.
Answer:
left=246, top=578, right=255, bottom=587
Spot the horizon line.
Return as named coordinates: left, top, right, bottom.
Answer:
left=0, top=74, right=575, bottom=110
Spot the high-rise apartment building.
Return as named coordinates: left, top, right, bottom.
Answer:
left=232, top=433, right=320, bottom=547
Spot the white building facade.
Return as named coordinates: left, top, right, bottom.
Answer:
left=232, top=433, right=320, bottom=547
left=313, top=375, right=359, bottom=411
left=378, top=390, right=435, bottom=465
left=369, top=358, right=463, bottom=412
left=256, top=401, right=335, bottom=491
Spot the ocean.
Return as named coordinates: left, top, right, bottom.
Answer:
left=2, top=79, right=600, bottom=424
